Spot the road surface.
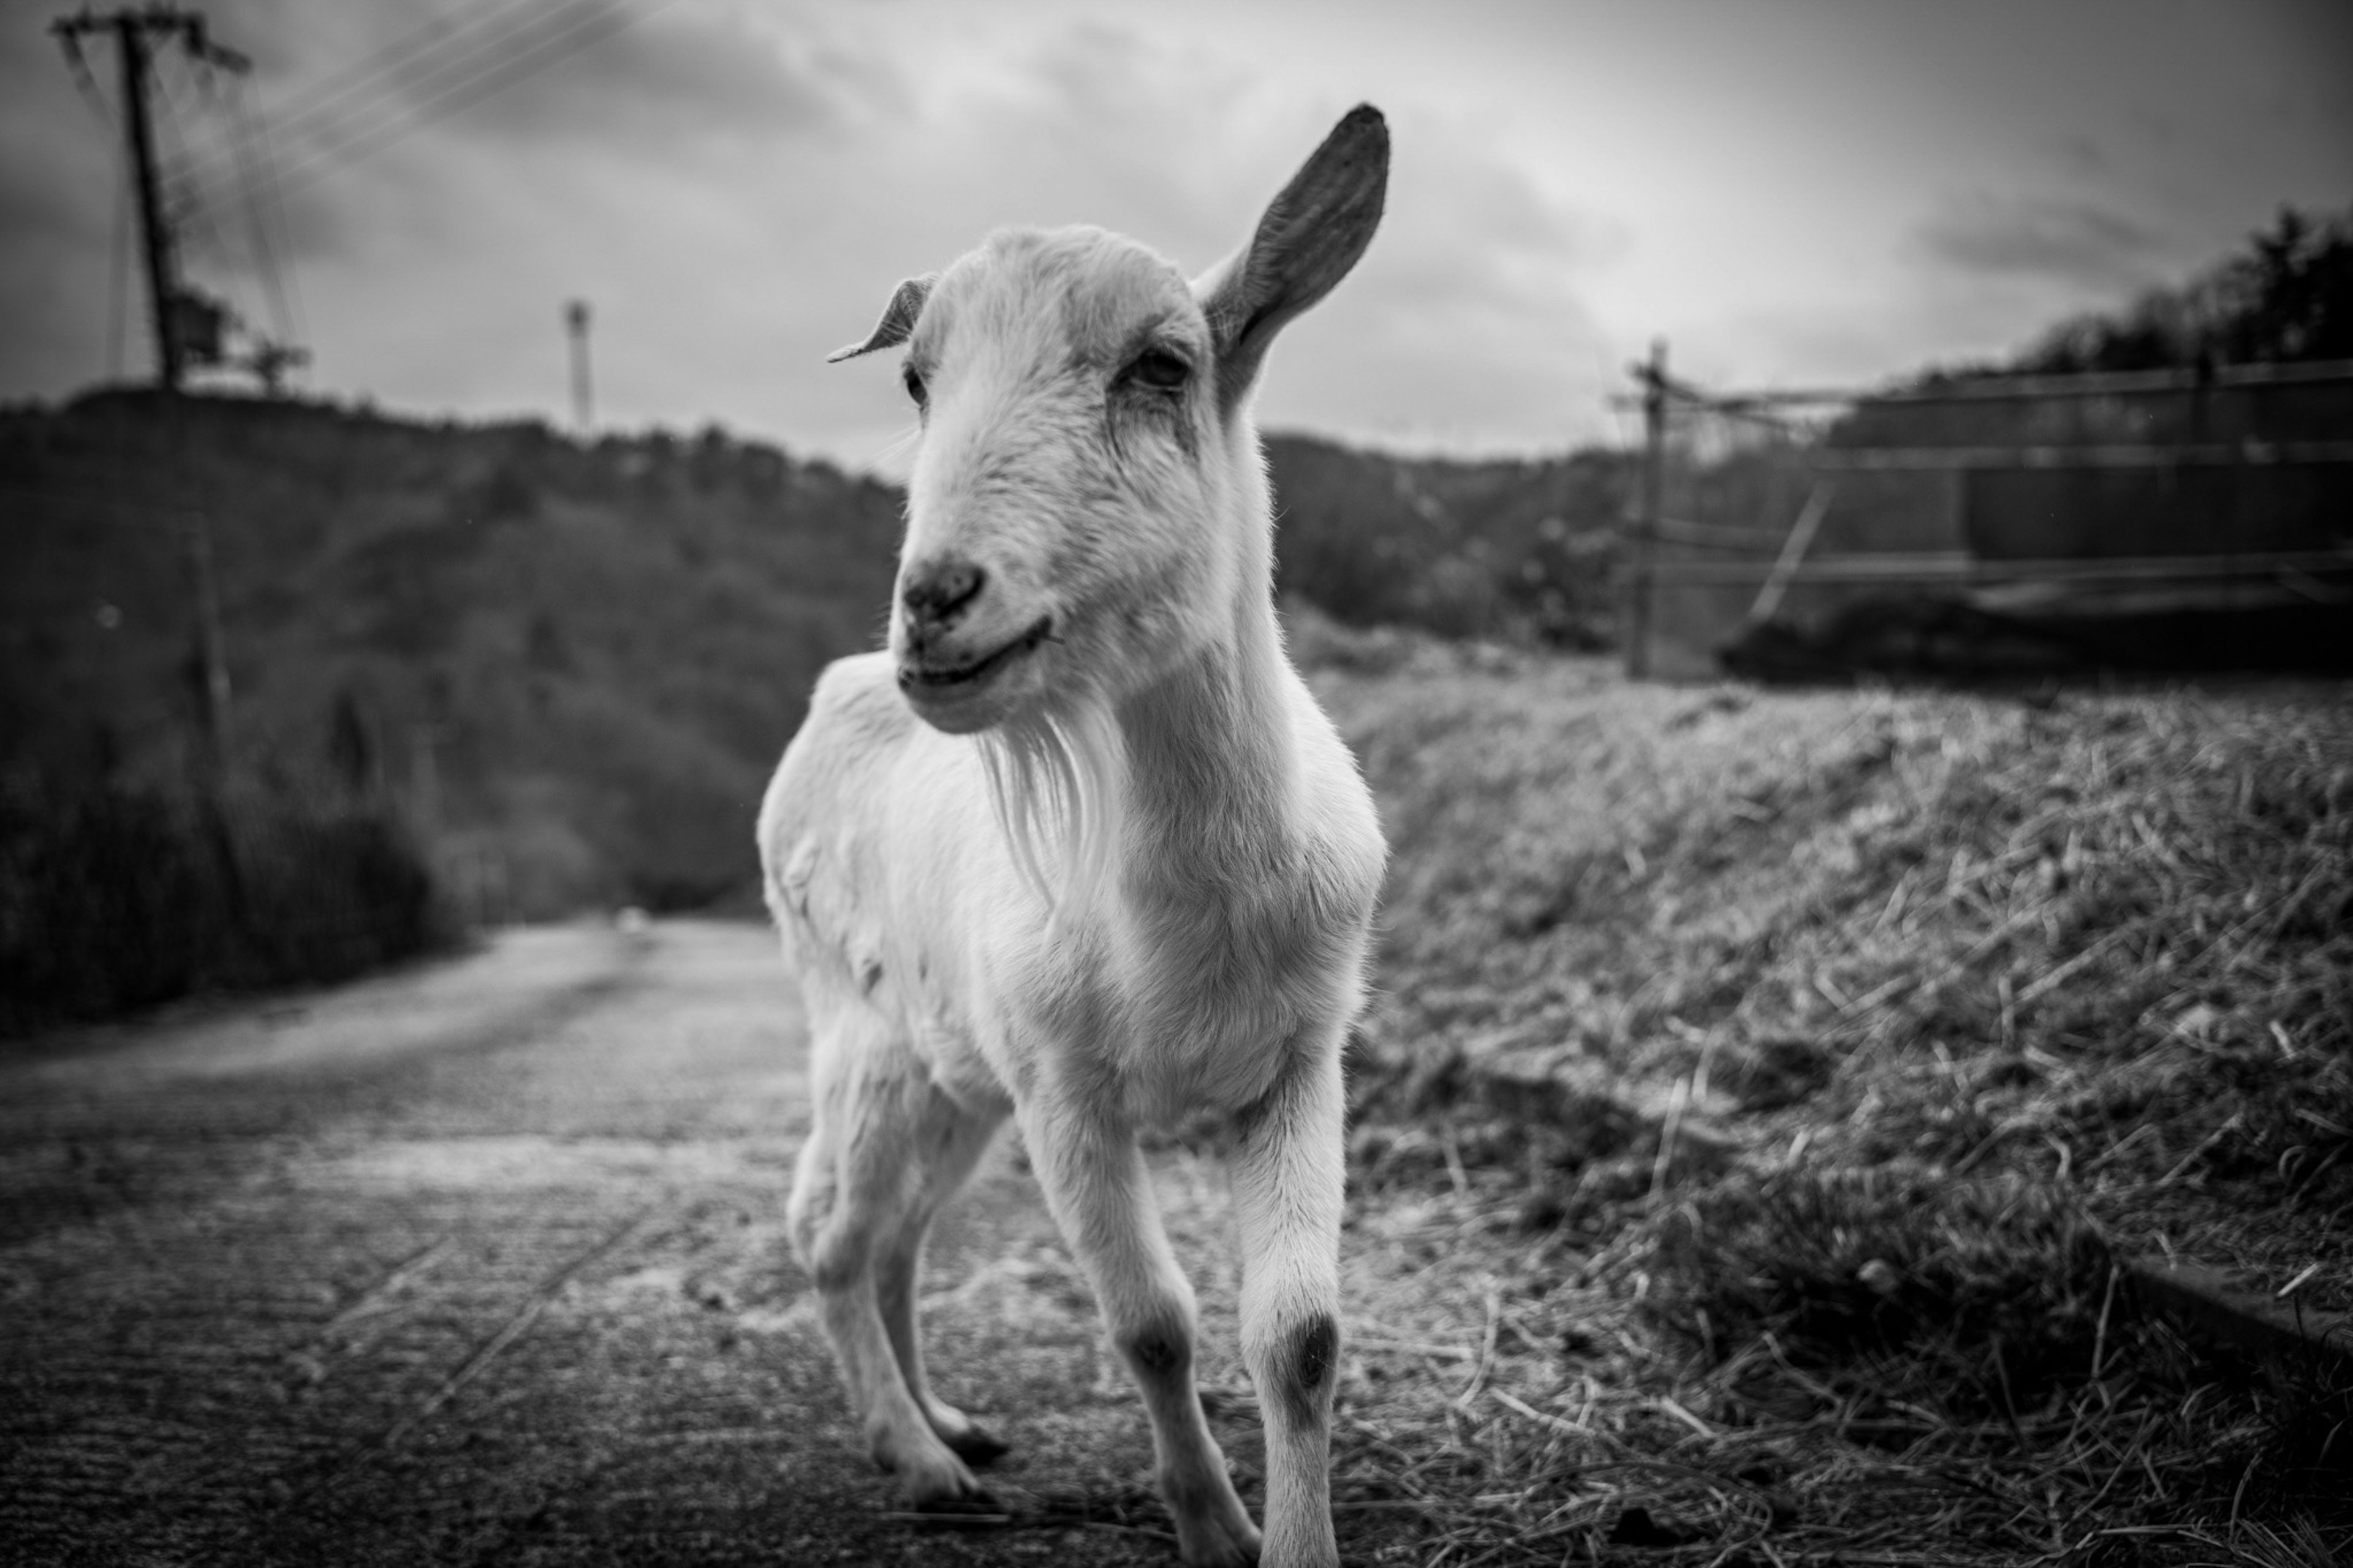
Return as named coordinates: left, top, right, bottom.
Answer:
left=0, top=920, right=1319, bottom=1567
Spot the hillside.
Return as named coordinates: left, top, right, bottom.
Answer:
left=1, top=392, right=904, bottom=917
left=0, top=394, right=1625, bottom=920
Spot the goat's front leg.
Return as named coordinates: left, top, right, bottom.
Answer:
left=1017, top=1094, right=1262, bottom=1568
left=1232, top=1039, right=1347, bottom=1568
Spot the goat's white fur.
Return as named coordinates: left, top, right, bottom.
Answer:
left=760, top=107, right=1389, bottom=1568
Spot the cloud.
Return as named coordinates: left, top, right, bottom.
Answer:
left=1912, top=191, right=2165, bottom=290
left=1275, top=119, right=1621, bottom=451
left=852, top=23, right=1624, bottom=453
left=446, top=6, right=893, bottom=150
left=0, top=23, right=134, bottom=392
left=170, top=4, right=893, bottom=275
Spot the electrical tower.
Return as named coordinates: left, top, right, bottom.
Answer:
left=53, top=6, right=251, bottom=392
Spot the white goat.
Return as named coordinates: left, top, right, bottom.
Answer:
left=759, top=105, right=1389, bottom=1568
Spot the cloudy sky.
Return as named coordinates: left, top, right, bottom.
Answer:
left=2, top=0, right=2347, bottom=469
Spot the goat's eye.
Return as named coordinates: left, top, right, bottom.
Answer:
left=1126, top=350, right=1189, bottom=392
left=902, top=365, right=927, bottom=407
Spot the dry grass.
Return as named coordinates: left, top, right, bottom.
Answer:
left=1289, top=614, right=2352, bottom=1566
left=1311, top=1168, right=2351, bottom=1567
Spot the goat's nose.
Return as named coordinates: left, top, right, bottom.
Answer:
left=900, top=557, right=987, bottom=633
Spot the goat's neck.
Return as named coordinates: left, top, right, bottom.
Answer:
left=1113, top=579, right=1298, bottom=889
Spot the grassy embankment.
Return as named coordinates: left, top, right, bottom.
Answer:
left=1287, top=614, right=2351, bottom=1566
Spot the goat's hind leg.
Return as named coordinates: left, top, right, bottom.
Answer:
left=875, top=1086, right=1010, bottom=1464
left=788, top=1005, right=992, bottom=1509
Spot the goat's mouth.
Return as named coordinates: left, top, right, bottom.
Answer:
left=898, top=616, right=1055, bottom=695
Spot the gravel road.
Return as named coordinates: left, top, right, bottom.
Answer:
left=0, top=920, right=1297, bottom=1567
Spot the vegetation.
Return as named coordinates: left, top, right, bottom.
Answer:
left=1267, top=436, right=1629, bottom=648
left=1273, top=616, right=2352, bottom=1564
left=2020, top=204, right=2353, bottom=374
left=0, top=773, right=451, bottom=1032
left=1928, top=203, right=2353, bottom=379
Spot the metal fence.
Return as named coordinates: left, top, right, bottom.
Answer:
left=1618, top=349, right=2353, bottom=681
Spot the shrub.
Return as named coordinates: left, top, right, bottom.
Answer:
left=0, top=773, right=457, bottom=1034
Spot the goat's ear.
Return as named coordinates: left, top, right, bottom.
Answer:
left=825, top=275, right=935, bottom=363
left=1199, top=104, right=1387, bottom=409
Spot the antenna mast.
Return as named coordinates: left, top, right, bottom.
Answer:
left=565, top=299, right=594, bottom=431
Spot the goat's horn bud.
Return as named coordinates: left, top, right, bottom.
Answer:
left=827, top=275, right=936, bottom=363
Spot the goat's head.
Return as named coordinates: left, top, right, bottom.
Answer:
left=830, top=105, right=1388, bottom=737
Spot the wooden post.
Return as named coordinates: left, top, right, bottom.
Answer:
left=1626, top=339, right=1667, bottom=679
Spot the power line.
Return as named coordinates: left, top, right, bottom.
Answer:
left=224, top=78, right=295, bottom=345
left=56, top=25, right=119, bottom=131
left=263, top=1, right=645, bottom=203
left=257, top=0, right=556, bottom=146
left=162, top=0, right=515, bottom=211
left=168, top=49, right=282, bottom=346
left=153, top=34, right=257, bottom=249
left=177, top=0, right=621, bottom=203
left=184, top=0, right=580, bottom=197
left=237, top=87, right=308, bottom=348
left=106, top=157, right=131, bottom=381
left=148, top=51, right=224, bottom=271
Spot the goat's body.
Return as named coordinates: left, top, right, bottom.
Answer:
left=760, top=107, right=1390, bottom=1568
left=762, top=645, right=1379, bottom=1134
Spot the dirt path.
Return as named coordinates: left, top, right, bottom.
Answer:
left=1, top=920, right=1441, bottom=1567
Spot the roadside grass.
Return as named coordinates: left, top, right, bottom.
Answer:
left=1295, top=616, right=2353, bottom=1566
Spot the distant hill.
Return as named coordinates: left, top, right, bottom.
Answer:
left=1, top=392, right=903, bottom=917
left=1, top=393, right=1624, bottom=917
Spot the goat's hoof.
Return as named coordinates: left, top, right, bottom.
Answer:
left=942, top=1423, right=1011, bottom=1466
left=1176, top=1515, right=1263, bottom=1567
left=889, top=1446, right=992, bottom=1513
left=870, top=1425, right=990, bottom=1509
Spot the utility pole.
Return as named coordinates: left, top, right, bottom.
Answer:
left=113, top=13, right=178, bottom=390
left=52, top=6, right=249, bottom=392
left=54, top=6, right=249, bottom=784
left=564, top=299, right=594, bottom=431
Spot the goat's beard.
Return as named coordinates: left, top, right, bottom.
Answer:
left=977, top=697, right=1124, bottom=927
